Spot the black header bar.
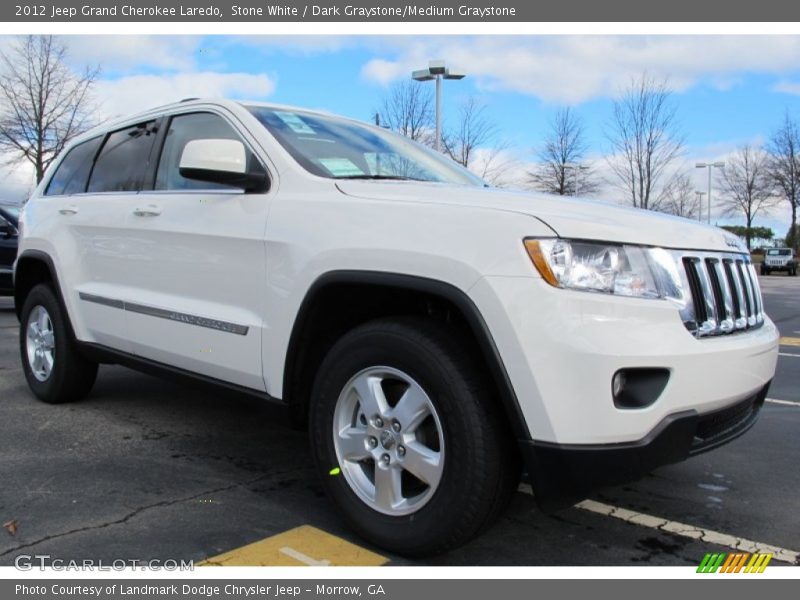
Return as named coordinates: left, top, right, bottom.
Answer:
left=4, top=1, right=800, bottom=22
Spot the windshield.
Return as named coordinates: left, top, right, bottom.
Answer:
left=767, top=249, right=790, bottom=256
left=247, top=106, right=485, bottom=187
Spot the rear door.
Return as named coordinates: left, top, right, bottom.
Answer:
left=117, top=110, right=271, bottom=391
left=38, top=124, right=158, bottom=350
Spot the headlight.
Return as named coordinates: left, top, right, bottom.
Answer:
left=524, top=238, right=681, bottom=300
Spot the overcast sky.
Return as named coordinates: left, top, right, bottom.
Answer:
left=1, top=34, right=799, bottom=239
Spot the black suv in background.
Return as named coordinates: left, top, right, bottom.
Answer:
left=0, top=204, right=20, bottom=295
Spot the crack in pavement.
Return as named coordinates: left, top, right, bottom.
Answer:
left=0, top=469, right=296, bottom=560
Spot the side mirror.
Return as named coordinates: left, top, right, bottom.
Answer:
left=178, top=138, right=267, bottom=192
left=0, top=221, right=15, bottom=239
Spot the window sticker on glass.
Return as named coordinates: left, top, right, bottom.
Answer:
left=318, top=158, right=365, bottom=177
left=275, top=111, right=316, bottom=135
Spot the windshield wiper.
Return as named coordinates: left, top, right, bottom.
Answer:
left=336, top=174, right=425, bottom=181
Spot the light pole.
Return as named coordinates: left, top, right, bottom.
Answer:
left=695, top=191, right=705, bottom=222
left=412, top=60, right=465, bottom=152
left=695, top=161, right=725, bottom=224
left=564, top=163, right=589, bottom=196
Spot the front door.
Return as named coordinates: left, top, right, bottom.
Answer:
left=117, top=111, right=271, bottom=391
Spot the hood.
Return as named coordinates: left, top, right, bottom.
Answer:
left=335, top=181, right=746, bottom=254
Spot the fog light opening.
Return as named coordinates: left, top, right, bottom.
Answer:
left=612, top=368, right=670, bottom=410
left=612, top=371, right=626, bottom=398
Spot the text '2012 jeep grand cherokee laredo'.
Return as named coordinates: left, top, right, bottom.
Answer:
left=14, top=99, right=779, bottom=556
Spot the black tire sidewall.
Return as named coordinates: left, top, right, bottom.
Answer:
left=310, top=323, right=495, bottom=555
left=20, top=284, right=82, bottom=403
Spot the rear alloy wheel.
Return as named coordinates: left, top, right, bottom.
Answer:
left=310, top=317, right=519, bottom=557
left=20, top=283, right=98, bottom=404
left=25, top=305, right=56, bottom=382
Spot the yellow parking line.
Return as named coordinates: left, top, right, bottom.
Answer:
left=780, top=337, right=800, bottom=347
left=199, top=525, right=388, bottom=567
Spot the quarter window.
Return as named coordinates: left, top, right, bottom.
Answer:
left=155, top=112, right=260, bottom=191
left=45, top=136, right=103, bottom=196
left=87, top=122, right=158, bottom=193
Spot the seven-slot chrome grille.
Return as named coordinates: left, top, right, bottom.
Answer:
left=673, top=251, right=764, bottom=337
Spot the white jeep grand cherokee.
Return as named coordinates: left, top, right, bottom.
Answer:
left=14, top=99, right=779, bottom=556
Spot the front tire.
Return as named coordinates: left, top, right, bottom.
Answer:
left=309, top=317, right=519, bottom=556
left=20, top=283, right=98, bottom=404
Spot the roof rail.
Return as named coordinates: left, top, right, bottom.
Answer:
left=179, top=97, right=199, bottom=103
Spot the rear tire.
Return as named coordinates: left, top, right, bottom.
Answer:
left=309, top=317, right=519, bottom=557
left=20, top=283, right=98, bottom=404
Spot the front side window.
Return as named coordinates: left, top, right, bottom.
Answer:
left=155, top=112, right=261, bottom=191
left=246, top=106, right=485, bottom=187
left=87, top=121, right=158, bottom=193
left=45, top=136, right=103, bottom=196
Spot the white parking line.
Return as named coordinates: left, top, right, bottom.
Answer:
left=766, top=397, right=800, bottom=407
left=779, top=352, right=799, bottom=358
left=517, top=484, right=799, bottom=564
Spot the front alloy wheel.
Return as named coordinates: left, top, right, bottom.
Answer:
left=310, top=317, right=519, bottom=556
left=333, top=366, right=445, bottom=517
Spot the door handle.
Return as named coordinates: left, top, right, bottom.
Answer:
left=133, top=205, right=162, bottom=217
left=59, top=205, right=78, bottom=216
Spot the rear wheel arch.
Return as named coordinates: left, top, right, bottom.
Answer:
left=14, top=251, right=63, bottom=321
left=282, top=270, right=531, bottom=442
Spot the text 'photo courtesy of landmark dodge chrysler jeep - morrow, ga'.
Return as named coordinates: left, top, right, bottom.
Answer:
left=13, top=99, right=779, bottom=556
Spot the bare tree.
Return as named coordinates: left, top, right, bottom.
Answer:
left=440, top=97, right=516, bottom=187
left=716, top=145, right=777, bottom=250
left=766, top=112, right=800, bottom=251
left=468, top=141, right=520, bottom=188
left=606, top=74, right=684, bottom=210
left=529, top=107, right=598, bottom=196
left=657, top=172, right=699, bottom=219
left=441, top=97, right=496, bottom=168
left=0, top=36, right=99, bottom=183
left=376, top=81, right=433, bottom=144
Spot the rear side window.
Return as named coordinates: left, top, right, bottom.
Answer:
left=45, top=137, right=103, bottom=196
left=155, top=112, right=259, bottom=191
left=87, top=121, right=158, bottom=193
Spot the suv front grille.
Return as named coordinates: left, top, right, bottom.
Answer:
left=675, top=252, right=764, bottom=337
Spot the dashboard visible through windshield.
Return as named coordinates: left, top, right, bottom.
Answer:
left=246, top=106, right=485, bottom=187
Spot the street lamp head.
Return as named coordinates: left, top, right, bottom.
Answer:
left=695, top=162, right=708, bottom=168
left=412, top=69, right=435, bottom=82
left=428, top=60, right=447, bottom=75
left=444, top=70, right=466, bottom=80
left=713, top=161, right=725, bottom=168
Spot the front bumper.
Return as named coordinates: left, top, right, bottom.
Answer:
left=469, top=275, right=779, bottom=445
left=521, top=382, right=769, bottom=511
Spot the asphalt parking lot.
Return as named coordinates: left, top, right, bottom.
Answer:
left=0, top=275, right=798, bottom=567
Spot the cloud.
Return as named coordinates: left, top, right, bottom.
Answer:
left=231, top=35, right=355, bottom=55
left=360, top=36, right=800, bottom=103
left=772, top=81, right=800, bottom=95
left=65, top=36, right=203, bottom=73
left=94, top=71, right=276, bottom=118
left=0, top=161, right=36, bottom=204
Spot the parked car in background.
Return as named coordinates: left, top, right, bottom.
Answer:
left=12, top=99, right=779, bottom=556
left=761, top=247, right=797, bottom=276
left=0, top=204, right=20, bottom=295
